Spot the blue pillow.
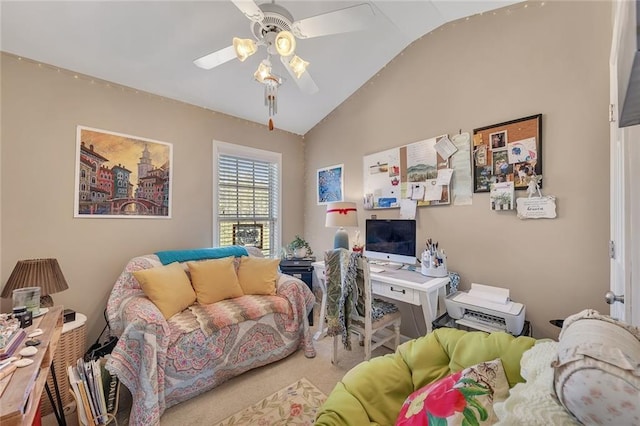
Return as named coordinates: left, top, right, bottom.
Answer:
left=155, top=246, right=248, bottom=265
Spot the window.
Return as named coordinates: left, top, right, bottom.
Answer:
left=213, top=141, right=281, bottom=257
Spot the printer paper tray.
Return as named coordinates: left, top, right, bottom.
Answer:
left=454, top=318, right=506, bottom=333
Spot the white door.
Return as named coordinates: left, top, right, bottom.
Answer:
left=609, top=0, right=639, bottom=325
left=627, top=126, right=640, bottom=326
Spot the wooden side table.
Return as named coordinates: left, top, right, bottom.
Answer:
left=0, top=306, right=64, bottom=426
left=40, top=313, right=87, bottom=416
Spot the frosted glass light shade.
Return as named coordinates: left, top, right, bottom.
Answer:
left=254, top=60, right=272, bottom=83
left=289, top=55, right=309, bottom=79
left=274, top=31, right=296, bottom=57
left=233, top=37, right=257, bottom=62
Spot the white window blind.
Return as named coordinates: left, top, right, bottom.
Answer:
left=214, top=142, right=281, bottom=257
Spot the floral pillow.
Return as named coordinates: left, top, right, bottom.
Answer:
left=396, top=358, right=509, bottom=426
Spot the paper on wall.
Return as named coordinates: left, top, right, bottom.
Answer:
left=424, top=179, right=443, bottom=201
left=400, top=199, right=417, bottom=219
left=378, top=187, right=399, bottom=208
left=436, top=169, right=454, bottom=185
left=451, top=133, right=473, bottom=205
left=435, top=135, right=458, bottom=160
left=507, top=137, right=537, bottom=164
left=409, top=183, right=425, bottom=200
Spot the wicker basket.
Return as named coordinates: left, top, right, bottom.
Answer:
left=69, top=362, right=121, bottom=426
left=40, top=319, right=87, bottom=416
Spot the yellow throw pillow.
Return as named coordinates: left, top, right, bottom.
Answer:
left=187, top=257, right=244, bottom=304
left=236, top=256, right=279, bottom=295
left=133, top=262, right=196, bottom=319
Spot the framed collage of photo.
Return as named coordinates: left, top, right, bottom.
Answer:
left=472, top=114, right=542, bottom=193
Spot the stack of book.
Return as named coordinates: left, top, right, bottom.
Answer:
left=68, top=357, right=119, bottom=425
left=0, top=317, right=26, bottom=361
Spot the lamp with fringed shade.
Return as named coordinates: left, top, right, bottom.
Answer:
left=1, top=258, right=69, bottom=311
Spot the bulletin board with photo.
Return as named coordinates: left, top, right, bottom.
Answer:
left=363, top=135, right=451, bottom=209
left=472, top=114, right=542, bottom=193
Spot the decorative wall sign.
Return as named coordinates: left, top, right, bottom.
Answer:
left=317, top=164, right=344, bottom=205
left=472, top=114, right=542, bottom=193
left=516, top=196, right=557, bottom=219
left=74, top=126, right=172, bottom=218
left=363, top=135, right=451, bottom=209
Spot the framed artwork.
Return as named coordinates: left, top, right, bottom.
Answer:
left=472, top=114, right=542, bottom=193
left=317, top=164, right=344, bottom=205
left=233, top=224, right=263, bottom=248
left=74, top=125, right=173, bottom=218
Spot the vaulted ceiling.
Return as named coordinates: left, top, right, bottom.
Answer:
left=1, top=1, right=520, bottom=135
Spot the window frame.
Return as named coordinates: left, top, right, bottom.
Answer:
left=212, top=140, right=282, bottom=257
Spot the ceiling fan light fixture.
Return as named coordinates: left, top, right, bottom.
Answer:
left=254, top=59, right=272, bottom=83
left=264, top=75, right=281, bottom=120
left=233, top=37, right=257, bottom=62
left=289, top=55, right=309, bottom=79
left=274, top=30, right=296, bottom=57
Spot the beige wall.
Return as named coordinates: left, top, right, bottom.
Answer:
left=0, top=1, right=615, bottom=343
left=0, top=55, right=305, bottom=341
left=304, top=1, right=612, bottom=339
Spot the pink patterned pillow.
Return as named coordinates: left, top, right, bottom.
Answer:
left=396, top=358, right=509, bottom=426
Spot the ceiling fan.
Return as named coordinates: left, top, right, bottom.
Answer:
left=193, top=0, right=376, bottom=96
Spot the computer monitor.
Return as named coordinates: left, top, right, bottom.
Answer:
left=364, top=219, right=417, bottom=265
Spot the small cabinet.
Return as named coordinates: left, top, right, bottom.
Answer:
left=279, top=258, right=315, bottom=326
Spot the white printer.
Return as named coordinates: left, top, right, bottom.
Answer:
left=444, top=283, right=526, bottom=336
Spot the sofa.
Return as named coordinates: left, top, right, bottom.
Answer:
left=315, top=309, right=640, bottom=426
left=105, top=247, right=315, bottom=426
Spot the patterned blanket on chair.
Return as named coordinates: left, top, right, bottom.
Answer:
left=325, top=248, right=358, bottom=350
left=325, top=249, right=399, bottom=351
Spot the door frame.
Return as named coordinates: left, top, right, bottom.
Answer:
left=610, top=0, right=638, bottom=324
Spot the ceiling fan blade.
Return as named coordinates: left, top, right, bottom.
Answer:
left=193, top=45, right=236, bottom=70
left=292, top=3, right=375, bottom=39
left=280, top=55, right=319, bottom=95
left=230, top=0, right=264, bottom=22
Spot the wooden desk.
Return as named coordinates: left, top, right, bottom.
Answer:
left=0, top=306, right=64, bottom=426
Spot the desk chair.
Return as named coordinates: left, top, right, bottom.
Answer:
left=324, top=249, right=401, bottom=363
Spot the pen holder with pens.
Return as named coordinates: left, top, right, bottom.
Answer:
left=420, top=249, right=448, bottom=278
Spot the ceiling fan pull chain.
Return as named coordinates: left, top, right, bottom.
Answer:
left=269, top=118, right=274, bottom=131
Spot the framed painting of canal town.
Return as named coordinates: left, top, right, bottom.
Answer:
left=74, top=126, right=173, bottom=218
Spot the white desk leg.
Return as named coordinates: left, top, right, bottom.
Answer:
left=419, top=291, right=434, bottom=334
left=314, top=277, right=328, bottom=340
left=420, top=282, right=448, bottom=334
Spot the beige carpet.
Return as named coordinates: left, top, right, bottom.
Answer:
left=44, top=312, right=393, bottom=425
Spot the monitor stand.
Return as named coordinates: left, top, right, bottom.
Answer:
left=384, top=262, right=404, bottom=270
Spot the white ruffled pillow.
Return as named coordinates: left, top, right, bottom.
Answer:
left=494, top=340, right=579, bottom=425
left=552, top=309, right=640, bottom=425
